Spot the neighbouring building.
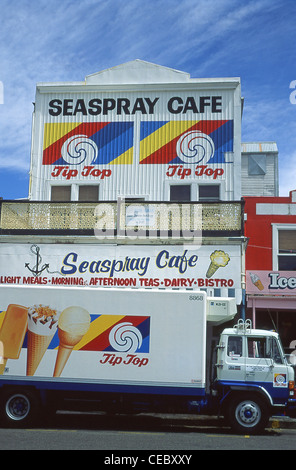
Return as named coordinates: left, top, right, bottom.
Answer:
left=241, top=141, right=279, bottom=197
left=244, top=190, right=296, bottom=351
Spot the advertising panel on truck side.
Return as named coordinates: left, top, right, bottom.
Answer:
left=0, top=286, right=207, bottom=394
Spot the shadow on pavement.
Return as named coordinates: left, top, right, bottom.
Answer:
left=38, top=410, right=279, bottom=436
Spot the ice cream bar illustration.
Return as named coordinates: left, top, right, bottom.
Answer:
left=0, top=304, right=28, bottom=374
left=26, top=305, right=59, bottom=376
left=53, top=306, right=90, bottom=378
left=249, top=272, right=264, bottom=291
left=206, top=250, right=230, bottom=278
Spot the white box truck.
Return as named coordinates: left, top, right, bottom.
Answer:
left=0, top=285, right=295, bottom=434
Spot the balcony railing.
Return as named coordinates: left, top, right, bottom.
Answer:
left=0, top=199, right=244, bottom=238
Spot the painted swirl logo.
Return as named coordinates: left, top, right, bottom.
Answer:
left=176, top=130, right=215, bottom=164
left=98, top=316, right=150, bottom=367
left=109, top=322, right=143, bottom=353
left=61, top=135, right=98, bottom=165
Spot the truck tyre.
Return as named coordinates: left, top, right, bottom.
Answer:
left=0, top=389, right=39, bottom=427
left=227, top=394, right=270, bottom=434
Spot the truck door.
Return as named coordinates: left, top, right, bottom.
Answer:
left=246, top=335, right=288, bottom=389
left=222, top=335, right=246, bottom=382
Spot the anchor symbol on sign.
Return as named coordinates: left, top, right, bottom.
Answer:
left=25, top=245, right=49, bottom=277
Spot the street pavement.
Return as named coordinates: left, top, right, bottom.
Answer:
left=54, top=410, right=296, bottom=431
left=128, top=412, right=296, bottom=431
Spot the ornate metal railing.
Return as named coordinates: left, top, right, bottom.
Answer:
left=0, top=199, right=244, bottom=237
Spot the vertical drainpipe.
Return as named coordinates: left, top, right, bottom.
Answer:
left=241, top=237, right=246, bottom=321
left=241, top=199, right=246, bottom=320
left=241, top=286, right=246, bottom=321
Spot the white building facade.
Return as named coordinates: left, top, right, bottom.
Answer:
left=29, top=60, right=242, bottom=203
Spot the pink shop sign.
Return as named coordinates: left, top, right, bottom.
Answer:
left=247, top=271, right=296, bottom=295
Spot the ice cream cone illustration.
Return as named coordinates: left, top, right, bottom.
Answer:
left=26, top=305, right=59, bottom=376
left=27, top=332, right=53, bottom=376
left=0, top=304, right=28, bottom=375
left=206, top=250, right=230, bottom=278
left=53, top=306, right=90, bottom=378
left=249, top=272, right=264, bottom=291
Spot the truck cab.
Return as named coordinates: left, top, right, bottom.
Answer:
left=214, top=320, right=296, bottom=433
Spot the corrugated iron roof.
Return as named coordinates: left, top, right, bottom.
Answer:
left=241, top=142, right=278, bottom=153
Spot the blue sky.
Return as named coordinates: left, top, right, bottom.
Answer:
left=0, top=0, right=295, bottom=199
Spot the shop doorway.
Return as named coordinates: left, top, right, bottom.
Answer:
left=248, top=309, right=296, bottom=352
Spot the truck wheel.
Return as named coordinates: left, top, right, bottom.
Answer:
left=0, top=389, right=39, bottom=427
left=227, top=394, right=270, bottom=434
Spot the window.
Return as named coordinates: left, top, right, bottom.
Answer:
left=170, top=185, right=191, bottom=201
left=51, top=186, right=71, bottom=201
left=227, top=335, right=283, bottom=364
left=273, top=225, right=296, bottom=270
left=248, top=154, right=266, bottom=175
left=278, top=230, right=296, bottom=270
left=248, top=337, right=268, bottom=358
left=79, top=185, right=99, bottom=201
left=199, top=185, right=220, bottom=201
left=123, top=197, right=146, bottom=202
left=247, top=336, right=283, bottom=364
left=227, top=336, right=242, bottom=357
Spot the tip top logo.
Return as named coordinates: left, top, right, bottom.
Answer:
left=109, top=322, right=144, bottom=353
left=99, top=317, right=150, bottom=367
